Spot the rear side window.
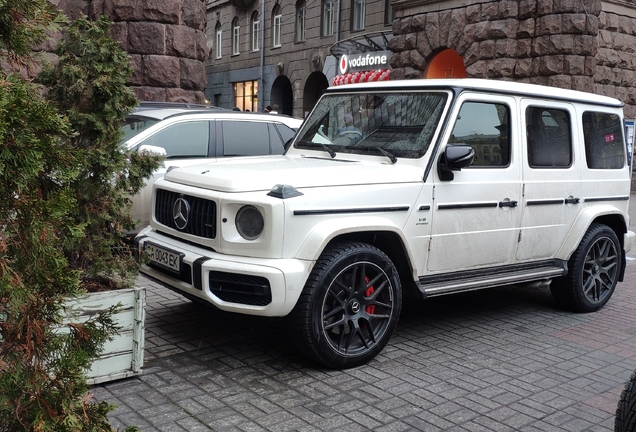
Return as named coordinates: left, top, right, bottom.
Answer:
left=526, top=107, right=572, bottom=168
left=222, top=121, right=270, bottom=156
left=138, top=121, right=209, bottom=158
left=448, top=101, right=510, bottom=167
left=582, top=111, right=625, bottom=169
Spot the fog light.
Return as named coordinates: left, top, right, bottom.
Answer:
left=236, top=205, right=264, bottom=240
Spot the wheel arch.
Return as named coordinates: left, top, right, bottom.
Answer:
left=558, top=206, right=628, bottom=280
left=298, top=225, right=420, bottom=299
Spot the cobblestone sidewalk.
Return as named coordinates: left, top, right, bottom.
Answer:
left=92, top=254, right=636, bottom=432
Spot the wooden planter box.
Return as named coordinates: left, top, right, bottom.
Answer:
left=62, top=286, right=146, bottom=385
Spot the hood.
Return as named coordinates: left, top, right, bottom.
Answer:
left=163, top=155, right=424, bottom=192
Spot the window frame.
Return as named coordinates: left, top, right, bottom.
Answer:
left=352, top=0, right=365, bottom=31
left=322, top=0, right=336, bottom=37
left=449, top=101, right=512, bottom=169
left=251, top=11, right=260, bottom=52
left=272, top=7, right=282, bottom=48
left=525, top=105, right=573, bottom=169
left=232, top=17, right=240, bottom=55
left=296, top=0, right=306, bottom=42
left=215, top=23, right=222, bottom=59
left=582, top=110, right=626, bottom=170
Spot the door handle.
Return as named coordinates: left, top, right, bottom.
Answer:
left=499, top=200, right=518, bottom=208
left=565, top=197, right=580, bottom=204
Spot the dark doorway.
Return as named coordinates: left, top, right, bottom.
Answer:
left=303, top=72, right=329, bottom=117
left=271, top=75, right=293, bottom=116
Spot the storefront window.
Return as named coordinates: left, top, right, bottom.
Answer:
left=234, top=81, right=258, bottom=112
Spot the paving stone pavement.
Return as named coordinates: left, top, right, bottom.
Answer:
left=93, top=198, right=636, bottom=432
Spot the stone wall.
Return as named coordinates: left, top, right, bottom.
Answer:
left=597, top=7, right=636, bottom=119
left=389, top=0, right=636, bottom=119
left=87, top=0, right=209, bottom=103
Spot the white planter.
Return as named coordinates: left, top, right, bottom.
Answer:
left=63, top=286, right=145, bottom=385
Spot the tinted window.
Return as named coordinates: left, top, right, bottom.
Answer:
left=526, top=107, right=572, bottom=167
left=139, top=121, right=209, bottom=158
left=449, top=102, right=510, bottom=167
left=222, top=121, right=270, bottom=156
left=120, top=116, right=160, bottom=144
left=583, top=111, right=625, bottom=169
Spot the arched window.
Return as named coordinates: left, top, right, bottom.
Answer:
left=272, top=4, right=282, bottom=48
left=295, top=0, right=306, bottom=42
left=352, top=0, right=365, bottom=31
left=215, top=22, right=222, bottom=59
left=250, top=11, right=260, bottom=51
left=322, top=0, right=336, bottom=37
left=232, top=17, right=240, bottom=55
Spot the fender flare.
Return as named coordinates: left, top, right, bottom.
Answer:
left=556, top=205, right=628, bottom=261
left=294, top=216, right=417, bottom=268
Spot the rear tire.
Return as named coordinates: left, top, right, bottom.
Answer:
left=551, top=223, right=621, bottom=312
left=288, top=242, right=402, bottom=369
left=616, top=370, right=636, bottom=432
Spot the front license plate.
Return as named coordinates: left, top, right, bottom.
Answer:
left=145, top=242, right=182, bottom=273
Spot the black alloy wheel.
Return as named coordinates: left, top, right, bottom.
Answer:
left=288, top=242, right=402, bottom=368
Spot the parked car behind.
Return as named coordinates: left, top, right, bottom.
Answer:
left=121, top=106, right=303, bottom=234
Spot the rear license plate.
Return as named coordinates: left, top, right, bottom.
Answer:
left=145, top=242, right=182, bottom=273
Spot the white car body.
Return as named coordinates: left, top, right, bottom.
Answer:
left=136, top=79, right=635, bottom=367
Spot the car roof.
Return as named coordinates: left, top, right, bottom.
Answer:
left=129, top=109, right=303, bottom=128
left=329, top=78, right=624, bottom=108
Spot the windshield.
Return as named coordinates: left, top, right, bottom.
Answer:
left=294, top=91, right=449, bottom=159
left=119, top=116, right=161, bottom=144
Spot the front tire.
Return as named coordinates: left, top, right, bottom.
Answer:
left=551, top=223, right=621, bottom=312
left=288, top=242, right=402, bottom=369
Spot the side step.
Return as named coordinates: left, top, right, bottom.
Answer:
left=417, top=261, right=567, bottom=299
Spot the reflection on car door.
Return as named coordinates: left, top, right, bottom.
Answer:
left=427, top=94, right=523, bottom=272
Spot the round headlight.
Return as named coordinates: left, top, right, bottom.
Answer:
left=235, top=205, right=264, bottom=240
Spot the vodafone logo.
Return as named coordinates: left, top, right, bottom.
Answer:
left=339, top=55, right=349, bottom=74
left=337, top=51, right=390, bottom=76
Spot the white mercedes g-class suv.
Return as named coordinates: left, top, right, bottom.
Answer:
left=137, top=79, right=635, bottom=368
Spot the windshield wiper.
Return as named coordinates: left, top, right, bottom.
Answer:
left=378, top=148, right=397, bottom=164
left=320, top=143, right=336, bottom=158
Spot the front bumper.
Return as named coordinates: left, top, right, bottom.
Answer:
left=136, top=230, right=312, bottom=317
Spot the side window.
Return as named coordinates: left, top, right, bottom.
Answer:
left=448, top=101, right=510, bottom=167
left=222, top=121, right=270, bottom=156
left=583, top=111, right=625, bottom=169
left=138, top=121, right=209, bottom=158
left=526, top=107, right=572, bottom=168
left=275, top=123, right=297, bottom=146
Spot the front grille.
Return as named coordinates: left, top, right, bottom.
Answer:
left=209, top=271, right=272, bottom=306
left=155, top=189, right=216, bottom=239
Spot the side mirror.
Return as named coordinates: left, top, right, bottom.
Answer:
left=437, top=144, right=475, bottom=181
left=138, top=144, right=167, bottom=157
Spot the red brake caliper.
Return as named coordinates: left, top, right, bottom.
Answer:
left=365, top=276, right=375, bottom=314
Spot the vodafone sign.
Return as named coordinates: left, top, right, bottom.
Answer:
left=338, top=51, right=391, bottom=74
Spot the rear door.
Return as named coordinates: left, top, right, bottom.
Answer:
left=517, top=100, right=581, bottom=261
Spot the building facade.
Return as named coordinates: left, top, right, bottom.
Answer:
left=388, top=0, right=636, bottom=120
left=204, top=0, right=395, bottom=116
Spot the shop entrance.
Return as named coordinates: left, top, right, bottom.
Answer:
left=426, top=49, right=467, bottom=79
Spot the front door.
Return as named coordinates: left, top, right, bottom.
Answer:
left=427, top=94, right=522, bottom=272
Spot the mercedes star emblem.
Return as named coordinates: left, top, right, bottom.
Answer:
left=172, top=197, right=190, bottom=230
